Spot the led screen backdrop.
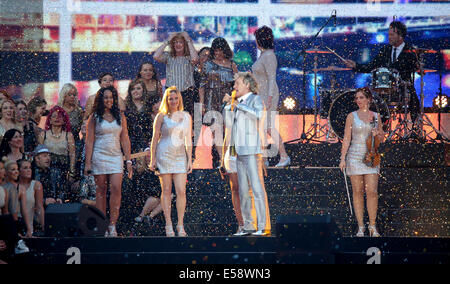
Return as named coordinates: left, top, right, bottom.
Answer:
left=0, top=1, right=449, bottom=109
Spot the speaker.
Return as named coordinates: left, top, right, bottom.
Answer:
left=45, top=203, right=108, bottom=237
left=276, top=214, right=341, bottom=264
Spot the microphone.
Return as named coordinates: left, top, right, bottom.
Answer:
left=230, top=90, right=237, bottom=111
left=333, top=10, right=337, bottom=27
left=221, top=90, right=237, bottom=112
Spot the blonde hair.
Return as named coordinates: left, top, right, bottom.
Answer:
left=159, top=86, right=184, bottom=115
left=0, top=99, right=16, bottom=121
left=58, top=83, right=79, bottom=107
left=235, top=72, right=258, bottom=94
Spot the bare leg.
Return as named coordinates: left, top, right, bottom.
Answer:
left=173, top=173, right=187, bottom=227
left=350, top=175, right=365, bottom=228
left=364, top=174, right=379, bottom=227
left=109, top=173, right=123, bottom=226
left=149, top=199, right=163, bottom=218
left=140, top=197, right=159, bottom=217
left=229, top=173, right=244, bottom=227
left=94, top=175, right=108, bottom=216
left=159, top=174, right=173, bottom=226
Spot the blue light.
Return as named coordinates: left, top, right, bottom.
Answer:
left=376, top=33, right=386, bottom=43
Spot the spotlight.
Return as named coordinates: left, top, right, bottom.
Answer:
left=283, top=97, right=297, bottom=111
left=433, top=94, right=448, bottom=109
left=281, top=96, right=299, bottom=115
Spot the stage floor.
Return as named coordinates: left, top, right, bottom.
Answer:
left=21, top=235, right=450, bottom=264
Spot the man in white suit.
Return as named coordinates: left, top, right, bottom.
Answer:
left=223, top=72, right=271, bottom=236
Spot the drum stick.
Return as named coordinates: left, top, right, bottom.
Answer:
left=326, top=46, right=347, bottom=63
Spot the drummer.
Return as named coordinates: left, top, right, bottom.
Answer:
left=344, top=21, right=420, bottom=126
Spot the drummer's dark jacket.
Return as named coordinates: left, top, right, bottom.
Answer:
left=353, top=42, right=421, bottom=121
left=354, top=42, right=419, bottom=83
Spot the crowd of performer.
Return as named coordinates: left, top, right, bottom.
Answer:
left=0, top=20, right=420, bottom=256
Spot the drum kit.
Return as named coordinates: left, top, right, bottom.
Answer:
left=296, top=47, right=442, bottom=142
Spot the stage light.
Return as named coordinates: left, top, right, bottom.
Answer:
left=283, top=97, right=297, bottom=111
left=433, top=94, right=448, bottom=109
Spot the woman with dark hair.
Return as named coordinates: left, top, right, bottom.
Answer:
left=0, top=129, right=24, bottom=163
left=15, top=101, right=38, bottom=153
left=340, top=87, right=384, bottom=237
left=137, top=62, right=163, bottom=99
left=154, top=32, right=199, bottom=117
left=84, top=73, right=126, bottom=120
left=199, top=37, right=238, bottom=168
left=132, top=96, right=163, bottom=226
left=38, top=106, right=76, bottom=189
left=253, top=26, right=291, bottom=168
left=123, top=80, right=161, bottom=229
left=85, top=86, right=132, bottom=237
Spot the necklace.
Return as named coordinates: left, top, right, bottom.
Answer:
left=50, top=129, right=61, bottom=139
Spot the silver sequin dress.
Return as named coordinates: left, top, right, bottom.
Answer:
left=92, top=118, right=124, bottom=175
left=346, top=111, right=380, bottom=176
left=155, top=112, right=190, bottom=175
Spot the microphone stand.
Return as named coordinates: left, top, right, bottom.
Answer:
left=287, top=11, right=337, bottom=144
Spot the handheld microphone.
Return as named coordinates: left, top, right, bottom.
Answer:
left=230, top=90, right=237, bottom=111
left=333, top=10, right=337, bottom=27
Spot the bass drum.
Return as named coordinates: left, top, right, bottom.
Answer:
left=328, top=90, right=390, bottom=140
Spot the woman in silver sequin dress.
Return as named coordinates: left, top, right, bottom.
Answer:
left=340, top=87, right=384, bottom=238
left=149, top=86, right=193, bottom=237
left=85, top=86, right=133, bottom=237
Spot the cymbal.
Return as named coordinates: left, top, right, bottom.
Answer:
left=306, top=49, right=332, bottom=54
left=404, top=48, right=438, bottom=54
left=313, top=66, right=353, bottom=72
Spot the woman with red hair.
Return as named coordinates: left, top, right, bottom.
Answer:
left=38, top=106, right=76, bottom=200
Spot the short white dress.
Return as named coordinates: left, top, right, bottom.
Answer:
left=346, top=111, right=380, bottom=176
left=92, top=117, right=124, bottom=175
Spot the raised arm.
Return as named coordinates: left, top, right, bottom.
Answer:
left=154, top=34, right=176, bottom=63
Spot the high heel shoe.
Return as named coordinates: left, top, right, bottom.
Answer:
left=177, top=225, right=187, bottom=237
left=275, top=156, right=291, bottom=168
left=165, top=225, right=175, bottom=237
left=108, top=225, right=118, bottom=237
left=356, top=226, right=365, bottom=237
left=368, top=225, right=380, bottom=237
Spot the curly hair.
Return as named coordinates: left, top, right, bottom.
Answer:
left=45, top=106, right=72, bottom=132
left=210, top=37, right=234, bottom=60
left=93, top=86, right=121, bottom=125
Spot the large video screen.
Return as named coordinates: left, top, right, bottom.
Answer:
left=1, top=4, right=449, bottom=109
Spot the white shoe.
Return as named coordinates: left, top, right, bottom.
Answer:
left=233, top=229, right=252, bottom=237
left=15, top=240, right=30, bottom=254
left=233, top=226, right=245, bottom=236
left=107, top=225, right=117, bottom=237
left=251, top=230, right=270, bottom=236
left=356, top=226, right=365, bottom=237
left=275, top=156, right=291, bottom=168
